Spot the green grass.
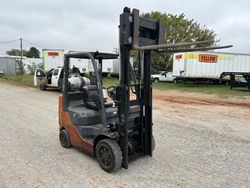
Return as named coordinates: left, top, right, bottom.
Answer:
left=0, top=75, right=34, bottom=87
left=103, top=77, right=119, bottom=88
left=103, top=77, right=250, bottom=97
left=0, top=75, right=249, bottom=97
left=153, top=82, right=250, bottom=97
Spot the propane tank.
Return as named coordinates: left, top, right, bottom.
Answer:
left=68, top=75, right=90, bottom=91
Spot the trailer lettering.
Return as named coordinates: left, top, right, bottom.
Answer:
left=199, top=54, right=218, bottom=63
left=48, top=52, right=59, bottom=56
left=175, top=55, right=182, bottom=60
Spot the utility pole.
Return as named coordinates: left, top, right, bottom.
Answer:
left=20, top=38, right=23, bottom=63
left=20, top=38, right=23, bottom=75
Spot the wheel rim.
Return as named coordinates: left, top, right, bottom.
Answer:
left=60, top=132, right=67, bottom=146
left=98, top=145, right=112, bottom=169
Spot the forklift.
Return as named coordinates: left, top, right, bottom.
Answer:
left=58, top=7, right=232, bottom=172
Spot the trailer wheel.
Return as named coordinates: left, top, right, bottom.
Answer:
left=154, top=78, right=159, bottom=83
left=59, top=129, right=72, bottom=148
left=39, top=85, right=47, bottom=91
left=96, top=139, right=122, bottom=173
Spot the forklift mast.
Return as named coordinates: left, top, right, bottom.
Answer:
left=117, top=7, right=232, bottom=169
left=118, top=7, right=164, bottom=168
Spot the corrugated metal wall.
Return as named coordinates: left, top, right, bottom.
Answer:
left=0, top=57, right=16, bottom=75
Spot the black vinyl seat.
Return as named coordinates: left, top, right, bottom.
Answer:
left=83, top=85, right=113, bottom=110
left=68, top=104, right=118, bottom=126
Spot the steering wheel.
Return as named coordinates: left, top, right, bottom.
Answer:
left=106, top=86, right=117, bottom=101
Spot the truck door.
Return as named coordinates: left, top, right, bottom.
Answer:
left=51, top=68, right=60, bottom=87
left=34, top=68, right=47, bottom=86
left=160, top=71, right=167, bottom=81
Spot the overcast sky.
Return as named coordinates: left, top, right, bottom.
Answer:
left=0, top=0, right=250, bottom=55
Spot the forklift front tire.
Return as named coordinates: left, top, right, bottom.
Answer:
left=95, top=139, right=122, bottom=173
left=59, top=129, right=72, bottom=148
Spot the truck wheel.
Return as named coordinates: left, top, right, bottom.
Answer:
left=96, top=139, right=122, bottom=173
left=39, top=85, right=46, bottom=91
left=173, top=79, right=177, bottom=84
left=154, top=78, right=159, bottom=83
left=59, top=129, right=72, bottom=148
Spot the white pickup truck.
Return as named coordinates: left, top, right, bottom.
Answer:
left=151, top=71, right=177, bottom=83
left=34, top=67, right=65, bottom=90
left=34, top=67, right=88, bottom=91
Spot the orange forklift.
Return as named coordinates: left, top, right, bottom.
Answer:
left=58, top=7, right=232, bottom=173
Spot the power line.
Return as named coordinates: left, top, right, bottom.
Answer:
left=22, top=39, right=43, bottom=48
left=0, top=39, right=19, bottom=44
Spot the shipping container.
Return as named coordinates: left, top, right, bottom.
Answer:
left=173, top=51, right=250, bottom=81
left=0, top=56, right=16, bottom=75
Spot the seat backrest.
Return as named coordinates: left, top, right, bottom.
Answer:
left=83, top=85, right=100, bottom=110
left=83, top=85, right=99, bottom=102
left=83, top=85, right=113, bottom=110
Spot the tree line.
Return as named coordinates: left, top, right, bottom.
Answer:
left=7, top=47, right=40, bottom=58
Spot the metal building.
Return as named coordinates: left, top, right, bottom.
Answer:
left=0, top=56, right=16, bottom=75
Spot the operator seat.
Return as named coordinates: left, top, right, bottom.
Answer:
left=83, top=85, right=113, bottom=110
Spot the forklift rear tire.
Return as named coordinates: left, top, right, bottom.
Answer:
left=59, top=129, right=72, bottom=148
left=95, top=139, right=122, bottom=173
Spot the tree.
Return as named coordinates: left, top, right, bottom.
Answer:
left=6, top=49, right=27, bottom=56
left=16, top=60, right=25, bottom=75
left=26, top=62, right=37, bottom=75
left=143, top=12, right=217, bottom=72
left=6, top=47, right=40, bottom=58
left=25, top=47, right=40, bottom=58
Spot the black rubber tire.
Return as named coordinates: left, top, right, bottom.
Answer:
left=39, top=85, right=46, bottom=91
left=173, top=79, right=177, bottom=84
left=59, top=129, right=72, bottom=148
left=154, top=78, right=159, bottom=83
left=95, top=139, right=122, bottom=173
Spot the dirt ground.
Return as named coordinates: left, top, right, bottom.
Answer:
left=0, top=82, right=250, bottom=187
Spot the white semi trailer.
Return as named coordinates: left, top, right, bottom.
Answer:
left=88, top=56, right=133, bottom=76
left=172, top=51, right=250, bottom=84
left=88, top=59, right=114, bottom=76
left=42, top=49, right=64, bottom=71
